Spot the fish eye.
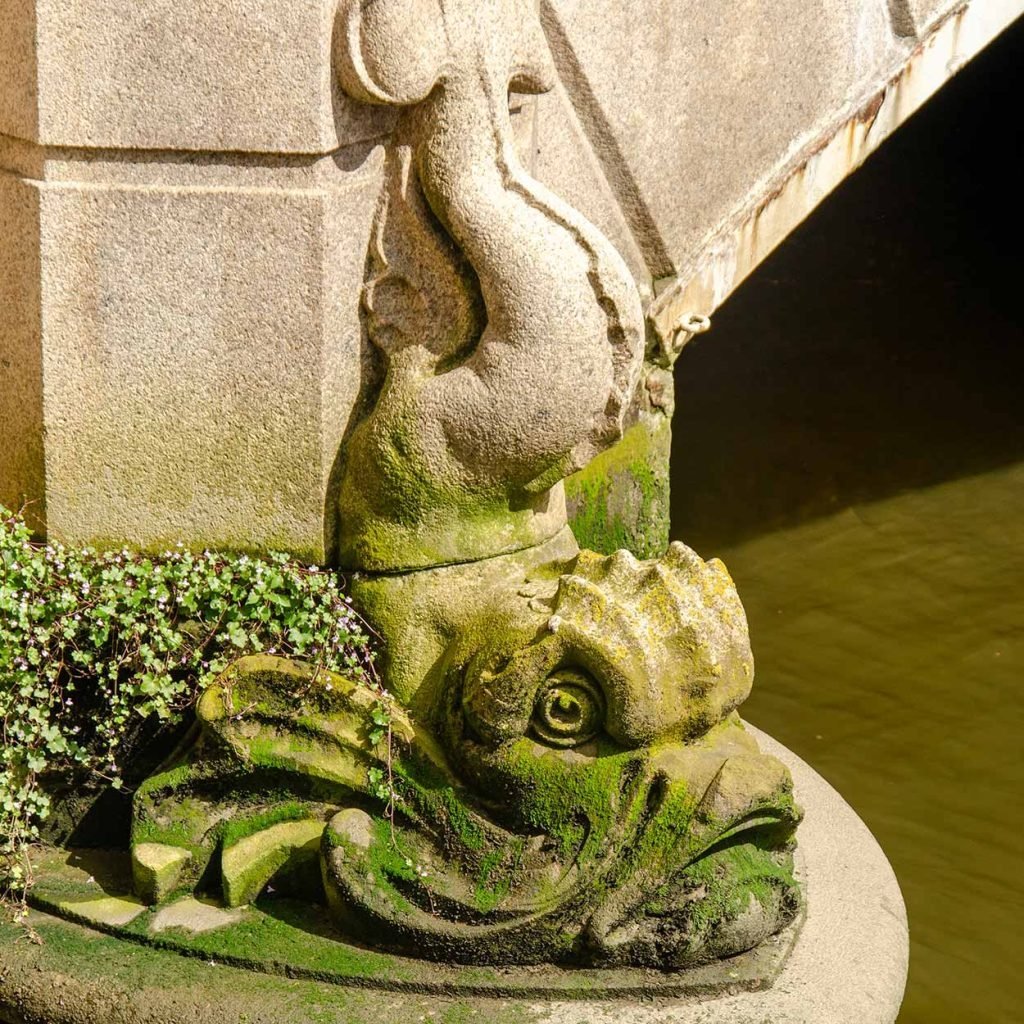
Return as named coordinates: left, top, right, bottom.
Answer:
left=530, top=670, right=606, bottom=748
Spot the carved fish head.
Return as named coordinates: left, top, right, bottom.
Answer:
left=424, top=541, right=801, bottom=967
left=127, top=542, right=800, bottom=969
left=456, top=541, right=756, bottom=753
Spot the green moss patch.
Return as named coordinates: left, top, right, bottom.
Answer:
left=23, top=846, right=799, bottom=1001
left=565, top=417, right=672, bottom=559
left=132, top=842, right=192, bottom=904
left=221, top=819, right=326, bottom=907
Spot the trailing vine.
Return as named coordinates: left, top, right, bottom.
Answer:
left=0, top=505, right=375, bottom=921
left=367, top=699, right=399, bottom=841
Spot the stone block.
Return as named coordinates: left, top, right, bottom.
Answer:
left=220, top=819, right=325, bottom=907
left=0, top=0, right=38, bottom=140
left=2, top=0, right=393, bottom=152
left=132, top=843, right=191, bottom=905
left=1, top=149, right=382, bottom=561
left=0, top=170, right=44, bottom=528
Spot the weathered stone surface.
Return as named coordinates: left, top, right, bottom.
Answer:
left=901, top=0, right=963, bottom=35
left=0, top=0, right=390, bottom=151
left=123, top=549, right=799, bottom=967
left=56, top=895, right=147, bottom=928
left=645, top=0, right=1024, bottom=343
left=221, top=820, right=326, bottom=907
left=3, top=731, right=905, bottom=1022
left=150, top=897, right=247, bottom=934
left=535, top=0, right=900, bottom=284
left=334, top=0, right=645, bottom=572
left=132, top=843, right=191, bottom=905
left=91, top=0, right=801, bottom=964
left=20, top=842, right=799, bottom=1001
left=3, top=0, right=1021, bottom=557
left=527, top=80, right=652, bottom=297
left=0, top=169, right=43, bottom=531
left=0, top=0, right=37, bottom=141
left=0, top=4, right=999, bottom=1016
left=565, top=414, right=672, bottom=559
left=535, top=729, right=909, bottom=1023
left=1, top=156, right=381, bottom=560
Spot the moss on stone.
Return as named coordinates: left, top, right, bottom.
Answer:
left=669, top=840, right=799, bottom=960
left=502, top=739, right=646, bottom=863
left=57, top=894, right=149, bottom=927
left=404, top=772, right=486, bottom=853
left=132, top=843, right=192, bottom=905
left=239, top=734, right=369, bottom=789
left=221, top=819, right=326, bottom=908
left=338, top=394, right=567, bottom=572
left=0, top=907, right=553, bottom=1022
left=220, top=802, right=316, bottom=849
left=363, top=817, right=417, bottom=914
left=565, top=417, right=672, bottom=558
left=131, top=793, right=217, bottom=872
left=21, top=843, right=798, bottom=1006
left=136, top=762, right=196, bottom=798
left=472, top=849, right=511, bottom=913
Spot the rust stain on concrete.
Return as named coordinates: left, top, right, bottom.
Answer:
left=649, top=0, right=1010, bottom=349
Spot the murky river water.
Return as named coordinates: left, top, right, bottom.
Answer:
left=709, top=467, right=1022, bottom=1023
left=671, top=19, right=1023, bottom=1023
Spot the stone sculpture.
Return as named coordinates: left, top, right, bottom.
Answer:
left=128, top=0, right=801, bottom=969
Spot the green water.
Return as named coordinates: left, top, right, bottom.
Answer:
left=716, top=467, right=1022, bottom=1023
left=670, top=18, right=1023, bottom=1023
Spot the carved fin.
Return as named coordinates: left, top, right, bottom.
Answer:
left=336, top=0, right=449, bottom=106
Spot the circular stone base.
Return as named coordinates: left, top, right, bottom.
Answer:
left=0, top=729, right=907, bottom=1024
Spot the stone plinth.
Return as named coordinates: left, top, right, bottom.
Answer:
left=0, top=147, right=382, bottom=561
left=0, top=1, right=396, bottom=560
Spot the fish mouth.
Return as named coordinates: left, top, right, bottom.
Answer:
left=582, top=747, right=803, bottom=969
left=583, top=816, right=802, bottom=968
left=686, top=804, right=802, bottom=865
left=641, top=740, right=804, bottom=859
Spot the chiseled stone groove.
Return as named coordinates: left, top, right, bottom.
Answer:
left=0, top=131, right=388, bottom=189
left=538, top=0, right=676, bottom=281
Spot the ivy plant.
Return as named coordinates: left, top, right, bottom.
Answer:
left=0, top=505, right=375, bottom=918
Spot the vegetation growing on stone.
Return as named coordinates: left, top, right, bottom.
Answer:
left=0, top=504, right=374, bottom=919
left=565, top=419, right=672, bottom=559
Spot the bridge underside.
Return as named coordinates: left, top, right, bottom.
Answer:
left=533, top=0, right=1024, bottom=347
